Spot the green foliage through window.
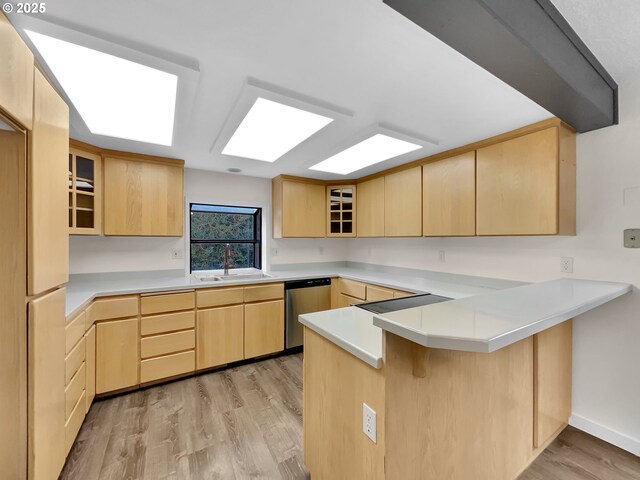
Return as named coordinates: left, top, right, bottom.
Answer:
left=190, top=204, right=261, bottom=271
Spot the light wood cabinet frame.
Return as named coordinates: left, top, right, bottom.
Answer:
left=68, top=146, right=102, bottom=235
left=326, top=185, right=357, bottom=237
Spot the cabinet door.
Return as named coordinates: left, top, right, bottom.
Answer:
left=244, top=300, right=284, bottom=358
left=282, top=180, right=325, bottom=237
left=85, top=325, right=96, bottom=412
left=28, top=288, right=66, bottom=480
left=0, top=13, right=34, bottom=128
left=327, top=185, right=356, bottom=237
left=69, top=147, right=102, bottom=235
left=28, top=69, right=69, bottom=295
left=197, top=305, right=244, bottom=369
left=357, top=177, right=385, bottom=237
left=103, top=156, right=184, bottom=236
left=384, top=166, right=422, bottom=237
left=0, top=115, right=27, bottom=480
left=477, top=128, right=558, bottom=235
left=96, top=318, right=139, bottom=394
left=423, top=152, right=476, bottom=236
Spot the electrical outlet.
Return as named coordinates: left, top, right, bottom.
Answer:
left=363, top=403, right=377, bottom=444
left=319, top=246, right=324, bottom=255
left=438, top=250, right=446, bottom=263
left=560, top=257, right=573, bottom=274
left=171, top=248, right=184, bottom=260
left=271, top=248, right=279, bottom=257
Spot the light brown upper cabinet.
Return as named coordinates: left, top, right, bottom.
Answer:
left=0, top=13, right=34, bottom=128
left=29, top=69, right=69, bottom=296
left=103, top=155, right=184, bottom=236
left=272, top=176, right=326, bottom=238
left=69, top=146, right=102, bottom=235
left=476, top=126, right=576, bottom=235
left=356, top=177, right=385, bottom=237
left=423, top=152, right=476, bottom=236
left=327, top=185, right=356, bottom=237
left=384, top=166, right=422, bottom=237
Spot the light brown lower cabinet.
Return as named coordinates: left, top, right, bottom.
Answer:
left=28, top=287, right=66, bottom=480
left=197, top=305, right=245, bottom=369
left=244, top=300, right=285, bottom=358
left=96, top=317, right=139, bottom=394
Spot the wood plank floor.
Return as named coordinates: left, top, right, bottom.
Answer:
left=61, top=353, right=640, bottom=480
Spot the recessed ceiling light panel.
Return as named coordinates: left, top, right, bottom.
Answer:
left=310, top=133, right=422, bottom=175
left=221, top=97, right=333, bottom=162
left=26, top=30, right=178, bottom=146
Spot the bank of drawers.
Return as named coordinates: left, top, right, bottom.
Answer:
left=140, top=291, right=196, bottom=383
left=64, top=312, right=91, bottom=455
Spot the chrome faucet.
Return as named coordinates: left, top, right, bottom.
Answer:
left=223, top=243, right=232, bottom=275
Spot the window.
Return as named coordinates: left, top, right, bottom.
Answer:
left=190, top=204, right=262, bottom=272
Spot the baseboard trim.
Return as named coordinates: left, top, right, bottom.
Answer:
left=570, top=414, right=640, bottom=457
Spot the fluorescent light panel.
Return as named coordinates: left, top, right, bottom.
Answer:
left=310, top=134, right=422, bottom=175
left=222, top=97, right=333, bottom=162
left=26, top=30, right=177, bottom=146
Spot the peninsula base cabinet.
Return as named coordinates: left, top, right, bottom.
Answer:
left=304, top=319, right=573, bottom=480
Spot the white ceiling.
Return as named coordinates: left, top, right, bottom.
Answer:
left=11, top=0, right=554, bottom=180
left=551, top=0, right=640, bottom=83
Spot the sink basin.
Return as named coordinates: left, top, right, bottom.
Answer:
left=217, top=273, right=273, bottom=281
left=197, top=272, right=272, bottom=282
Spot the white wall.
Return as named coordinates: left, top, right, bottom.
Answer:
left=347, top=77, right=640, bottom=454
left=69, top=169, right=347, bottom=274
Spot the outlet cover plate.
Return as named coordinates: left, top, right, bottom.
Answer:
left=363, top=403, right=377, bottom=444
left=624, top=229, right=640, bottom=248
left=560, top=257, right=574, bottom=274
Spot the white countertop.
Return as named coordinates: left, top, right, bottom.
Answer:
left=373, top=278, right=632, bottom=353
left=65, top=262, right=518, bottom=318
left=299, top=307, right=383, bottom=369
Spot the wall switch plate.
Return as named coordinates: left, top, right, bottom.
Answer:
left=560, top=257, right=574, bottom=274
left=171, top=249, right=184, bottom=260
left=363, top=403, right=377, bottom=444
left=624, top=229, right=640, bottom=248
left=438, top=250, right=446, bottom=263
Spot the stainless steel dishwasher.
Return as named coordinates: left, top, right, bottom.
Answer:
left=285, top=278, right=332, bottom=348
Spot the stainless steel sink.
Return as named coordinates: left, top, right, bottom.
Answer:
left=197, top=272, right=272, bottom=282
left=217, top=273, right=273, bottom=281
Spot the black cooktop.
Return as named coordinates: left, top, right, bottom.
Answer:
left=356, top=293, right=451, bottom=314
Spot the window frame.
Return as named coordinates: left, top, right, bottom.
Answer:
left=189, top=203, right=262, bottom=273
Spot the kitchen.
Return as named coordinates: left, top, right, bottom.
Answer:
left=1, top=1, right=640, bottom=479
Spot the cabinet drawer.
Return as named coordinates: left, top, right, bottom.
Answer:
left=339, top=279, right=366, bottom=300
left=243, top=283, right=284, bottom=303
left=141, top=291, right=195, bottom=315
left=65, top=363, right=85, bottom=420
left=140, top=350, right=195, bottom=383
left=65, top=311, right=86, bottom=354
left=337, top=293, right=364, bottom=308
left=366, top=284, right=395, bottom=302
left=65, top=337, right=85, bottom=385
left=393, top=290, right=412, bottom=298
left=141, top=330, right=195, bottom=359
left=141, top=310, right=195, bottom=336
left=197, top=287, right=244, bottom=308
left=65, top=390, right=86, bottom=456
left=88, top=296, right=139, bottom=323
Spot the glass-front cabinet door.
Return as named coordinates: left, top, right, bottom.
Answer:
left=327, top=185, right=357, bottom=237
left=69, top=146, right=102, bottom=235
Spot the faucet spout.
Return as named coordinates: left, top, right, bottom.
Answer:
left=224, top=243, right=231, bottom=275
